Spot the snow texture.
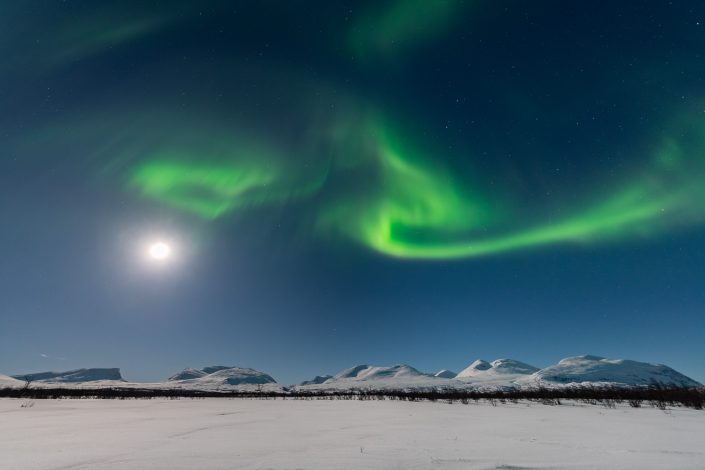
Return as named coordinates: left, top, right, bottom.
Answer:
left=0, top=398, right=703, bottom=469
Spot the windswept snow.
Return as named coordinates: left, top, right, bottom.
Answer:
left=0, top=398, right=703, bottom=469
left=434, top=369, right=457, bottom=378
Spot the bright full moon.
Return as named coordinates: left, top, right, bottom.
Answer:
left=148, top=242, right=171, bottom=260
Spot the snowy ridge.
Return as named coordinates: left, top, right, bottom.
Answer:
left=296, top=355, right=700, bottom=392
left=3, top=366, right=283, bottom=392
left=167, top=366, right=279, bottom=389
left=526, top=355, right=701, bottom=388
left=11, top=368, right=124, bottom=383
left=434, top=369, right=457, bottom=379
left=333, top=364, right=428, bottom=380
left=2, top=356, right=700, bottom=391
left=294, top=364, right=448, bottom=391
left=297, top=375, right=333, bottom=386
left=457, top=359, right=538, bottom=378
left=0, top=374, right=24, bottom=388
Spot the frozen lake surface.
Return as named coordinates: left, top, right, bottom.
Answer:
left=1, top=398, right=703, bottom=469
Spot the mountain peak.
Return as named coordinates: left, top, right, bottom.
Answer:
left=457, top=358, right=538, bottom=378
left=533, top=355, right=700, bottom=387
left=297, top=375, right=333, bottom=386
left=168, top=366, right=277, bottom=385
left=434, top=369, right=457, bottom=378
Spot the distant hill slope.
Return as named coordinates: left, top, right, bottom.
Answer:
left=294, top=364, right=449, bottom=391
left=457, top=359, right=539, bottom=378
left=527, top=355, right=701, bottom=388
left=434, top=370, right=457, bottom=379
left=12, top=368, right=123, bottom=383
left=0, top=374, right=25, bottom=388
left=333, top=364, right=429, bottom=381
left=296, top=356, right=701, bottom=391
left=297, top=375, right=333, bottom=386
left=168, top=366, right=277, bottom=386
left=3, top=355, right=700, bottom=391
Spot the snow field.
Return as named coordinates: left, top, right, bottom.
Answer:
left=0, top=398, right=703, bottom=469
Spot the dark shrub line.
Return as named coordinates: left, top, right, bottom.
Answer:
left=1, top=384, right=703, bottom=409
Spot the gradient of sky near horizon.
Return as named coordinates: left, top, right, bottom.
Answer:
left=1, top=0, right=704, bottom=385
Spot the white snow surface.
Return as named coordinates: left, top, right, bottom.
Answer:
left=1, top=398, right=703, bottom=469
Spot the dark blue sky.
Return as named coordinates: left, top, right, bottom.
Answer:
left=1, top=1, right=704, bottom=385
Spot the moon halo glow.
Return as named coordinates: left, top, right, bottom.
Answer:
left=148, top=242, right=171, bottom=261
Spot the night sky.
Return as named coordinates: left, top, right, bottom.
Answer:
left=1, top=1, right=704, bottom=385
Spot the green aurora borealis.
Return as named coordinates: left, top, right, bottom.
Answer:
left=4, top=0, right=705, bottom=387
left=123, top=107, right=705, bottom=259
left=6, top=0, right=705, bottom=261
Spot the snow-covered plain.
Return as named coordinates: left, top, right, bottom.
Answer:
left=1, top=398, right=703, bottom=469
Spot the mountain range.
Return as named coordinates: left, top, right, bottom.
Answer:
left=3, top=355, right=700, bottom=391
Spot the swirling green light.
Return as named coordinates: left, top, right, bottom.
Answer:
left=317, top=116, right=497, bottom=251
left=334, top=123, right=704, bottom=259
left=17, top=90, right=705, bottom=261
left=130, top=159, right=278, bottom=220
left=319, top=117, right=704, bottom=259
left=119, top=110, right=705, bottom=259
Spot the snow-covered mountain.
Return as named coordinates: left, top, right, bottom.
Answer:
left=0, top=374, right=24, bottom=388
left=434, top=370, right=457, bottom=379
left=168, top=366, right=277, bottom=386
left=1, top=356, right=700, bottom=392
left=527, top=355, right=701, bottom=388
left=11, top=368, right=124, bottom=383
left=297, top=375, right=333, bottom=386
left=457, top=359, right=492, bottom=376
left=295, top=364, right=447, bottom=391
left=457, top=359, right=539, bottom=379
left=296, top=356, right=701, bottom=391
left=334, top=364, right=428, bottom=380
